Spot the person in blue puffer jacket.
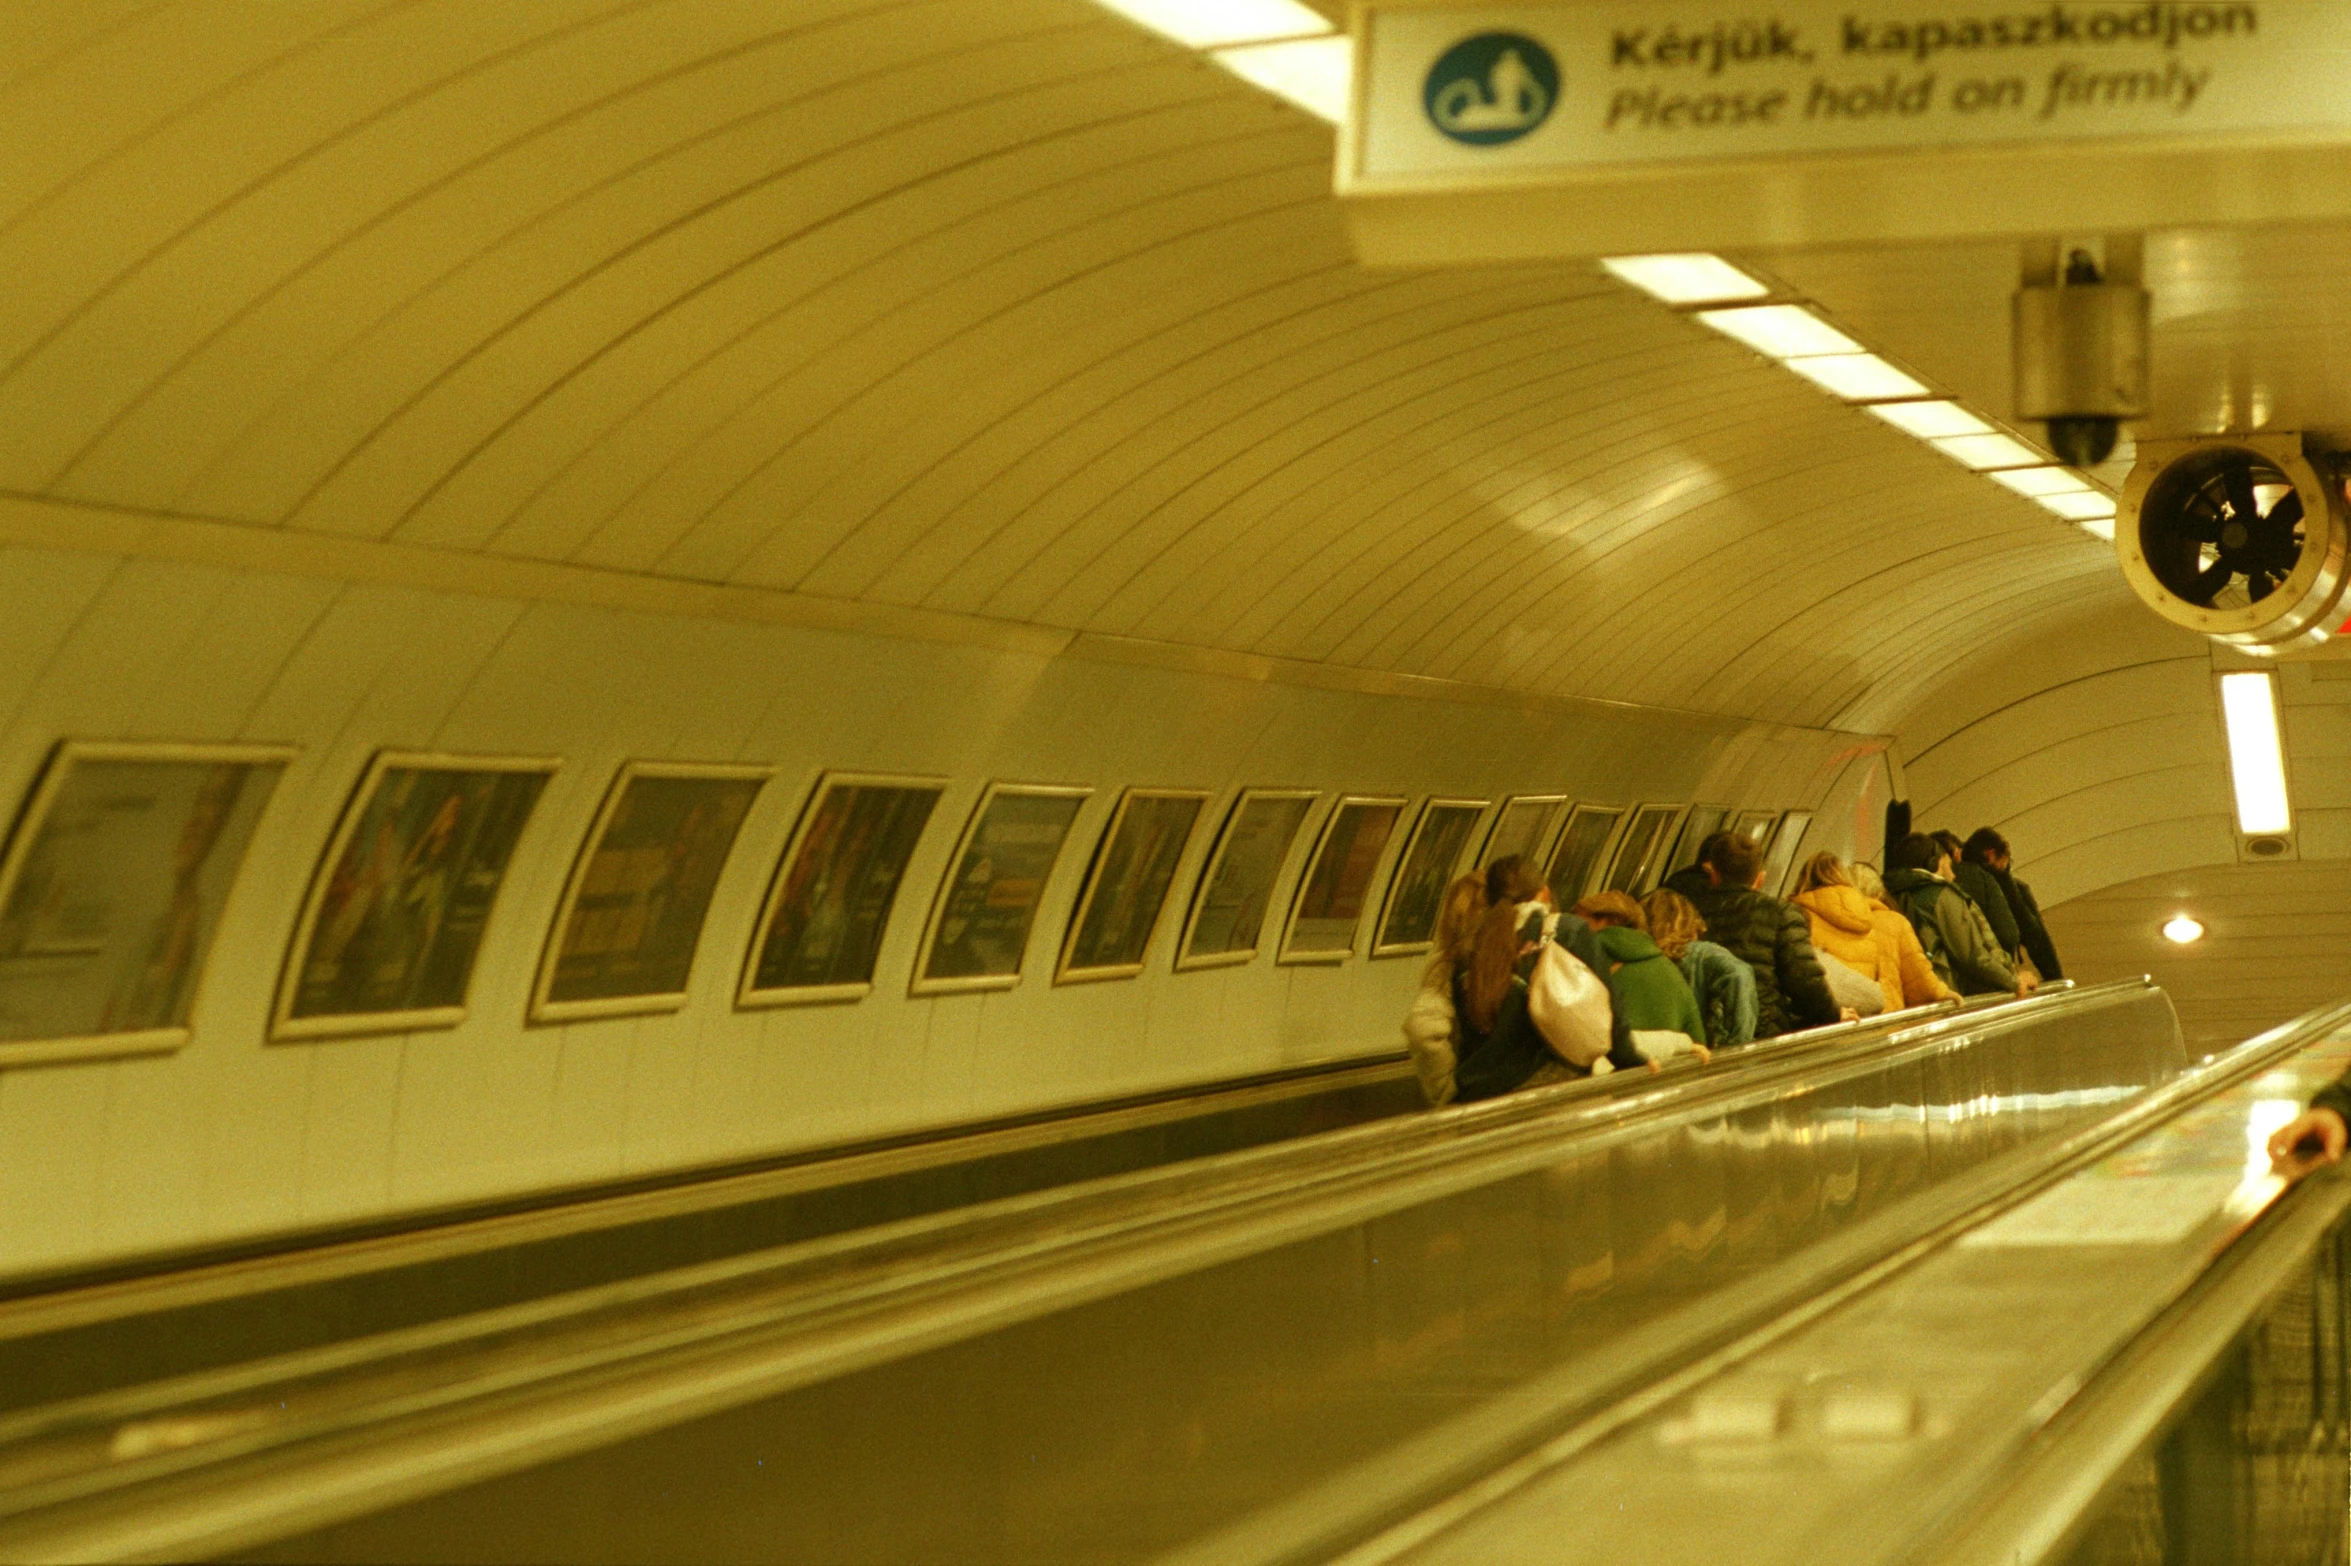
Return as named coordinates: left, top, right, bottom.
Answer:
left=1642, top=886, right=1757, bottom=1047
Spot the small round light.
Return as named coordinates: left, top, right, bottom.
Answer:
left=2162, top=915, right=2205, bottom=944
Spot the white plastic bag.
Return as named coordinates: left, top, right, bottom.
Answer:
left=1817, top=949, right=1885, bottom=1017
left=1630, top=1028, right=1702, bottom=1063
left=1526, top=940, right=1614, bottom=1068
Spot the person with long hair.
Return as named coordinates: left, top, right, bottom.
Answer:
left=1451, top=855, right=1644, bottom=1100
left=1789, top=851, right=1900, bottom=1017
left=1573, top=891, right=1708, bottom=1062
left=1642, top=886, right=1756, bottom=1047
left=1400, top=872, right=1486, bottom=1106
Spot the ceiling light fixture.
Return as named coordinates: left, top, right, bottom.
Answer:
left=1693, top=304, right=1861, bottom=359
left=1933, top=432, right=2050, bottom=471
left=1210, top=34, right=1350, bottom=119
left=1866, top=400, right=1991, bottom=440
left=1990, top=467, right=2092, bottom=498
left=1599, top=251, right=2122, bottom=540
left=1779, top=353, right=1929, bottom=401
left=1094, top=0, right=1332, bottom=48
left=2162, top=915, right=2205, bottom=944
left=1601, top=254, right=1770, bottom=305
left=2037, top=490, right=2119, bottom=522
left=2219, top=670, right=2292, bottom=835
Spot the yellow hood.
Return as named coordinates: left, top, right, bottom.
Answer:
left=1795, top=884, right=1875, bottom=935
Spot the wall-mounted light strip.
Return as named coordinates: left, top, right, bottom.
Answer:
left=1606, top=253, right=2118, bottom=540
left=1092, top=0, right=1349, bottom=121
left=2218, top=670, right=2292, bottom=835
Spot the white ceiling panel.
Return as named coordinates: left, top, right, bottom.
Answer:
left=2046, top=859, right=2351, bottom=1057
left=0, top=0, right=2111, bottom=738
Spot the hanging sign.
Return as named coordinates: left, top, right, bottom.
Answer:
left=1340, top=1, right=2351, bottom=261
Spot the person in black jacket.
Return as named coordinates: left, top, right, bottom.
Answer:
left=1951, top=831, right=2024, bottom=958
left=1658, top=833, right=1723, bottom=905
left=2267, top=1073, right=2351, bottom=1169
left=1962, top=827, right=2064, bottom=981
left=1685, top=832, right=1848, bottom=1040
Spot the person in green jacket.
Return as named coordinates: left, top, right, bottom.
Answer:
left=1883, top=833, right=2030, bottom=998
left=1575, top=892, right=1711, bottom=1064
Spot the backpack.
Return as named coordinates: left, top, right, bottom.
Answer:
left=1894, top=880, right=1954, bottom=980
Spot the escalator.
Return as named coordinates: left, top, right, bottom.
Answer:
left=0, top=1052, right=1427, bottom=1418
left=0, top=979, right=2187, bottom=1562
left=1338, top=999, right=2351, bottom=1566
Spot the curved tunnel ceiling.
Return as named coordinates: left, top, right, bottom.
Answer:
left=0, top=0, right=2111, bottom=736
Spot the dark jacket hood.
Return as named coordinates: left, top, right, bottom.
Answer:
left=1882, top=867, right=1946, bottom=896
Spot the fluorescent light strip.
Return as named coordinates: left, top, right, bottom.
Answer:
left=2036, top=490, right=2117, bottom=521
left=1601, top=254, right=1768, bottom=305
left=1694, top=304, right=1861, bottom=358
left=1780, top=353, right=1927, bottom=400
left=1091, top=0, right=1346, bottom=120
left=1867, top=400, right=1989, bottom=439
left=1991, top=467, right=2092, bottom=498
left=1933, top=432, right=2047, bottom=471
left=1612, top=253, right=2122, bottom=531
left=1094, top=0, right=1332, bottom=48
left=2219, top=671, right=2292, bottom=834
left=1210, top=34, right=1350, bottom=120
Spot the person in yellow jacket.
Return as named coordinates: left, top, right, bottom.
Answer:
left=1793, top=853, right=1957, bottom=1014
left=1850, top=859, right=1961, bottom=1009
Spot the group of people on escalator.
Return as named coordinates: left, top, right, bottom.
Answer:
left=1403, top=824, right=2067, bottom=1108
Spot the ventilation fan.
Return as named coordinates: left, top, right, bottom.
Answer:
left=2118, top=435, right=2350, bottom=649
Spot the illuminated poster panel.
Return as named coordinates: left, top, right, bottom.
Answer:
left=739, top=774, right=944, bottom=1007
left=1178, top=790, right=1318, bottom=970
left=1281, top=796, right=1407, bottom=962
left=1604, top=803, right=1688, bottom=895
left=277, top=753, right=553, bottom=1040
left=1058, top=789, right=1209, bottom=983
left=1373, top=798, right=1489, bottom=956
left=0, top=741, right=288, bottom=1065
left=912, top=784, right=1091, bottom=996
left=1545, top=804, right=1623, bottom=905
left=532, top=763, right=768, bottom=1023
left=1480, top=794, right=1566, bottom=868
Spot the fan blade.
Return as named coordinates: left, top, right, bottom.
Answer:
left=2180, top=499, right=2226, bottom=543
left=2265, top=488, right=2306, bottom=531
left=2223, top=461, right=2260, bottom=526
left=2189, top=556, right=2235, bottom=605
left=2250, top=567, right=2279, bottom=603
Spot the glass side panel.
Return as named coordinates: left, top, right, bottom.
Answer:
left=2057, top=1219, right=2351, bottom=1566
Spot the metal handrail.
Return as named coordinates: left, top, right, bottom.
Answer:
left=0, top=981, right=2090, bottom=1357
left=0, top=1051, right=1423, bottom=1332
left=0, top=980, right=2173, bottom=1562
left=1305, top=996, right=2351, bottom=1566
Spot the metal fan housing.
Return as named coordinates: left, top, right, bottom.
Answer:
left=2117, top=435, right=2349, bottom=650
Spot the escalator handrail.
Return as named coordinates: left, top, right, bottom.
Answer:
left=0, top=982, right=2178, bottom=1563
left=0, top=981, right=2103, bottom=1350
left=1908, top=1006, right=2351, bottom=1566
left=1302, top=995, right=2351, bottom=1566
